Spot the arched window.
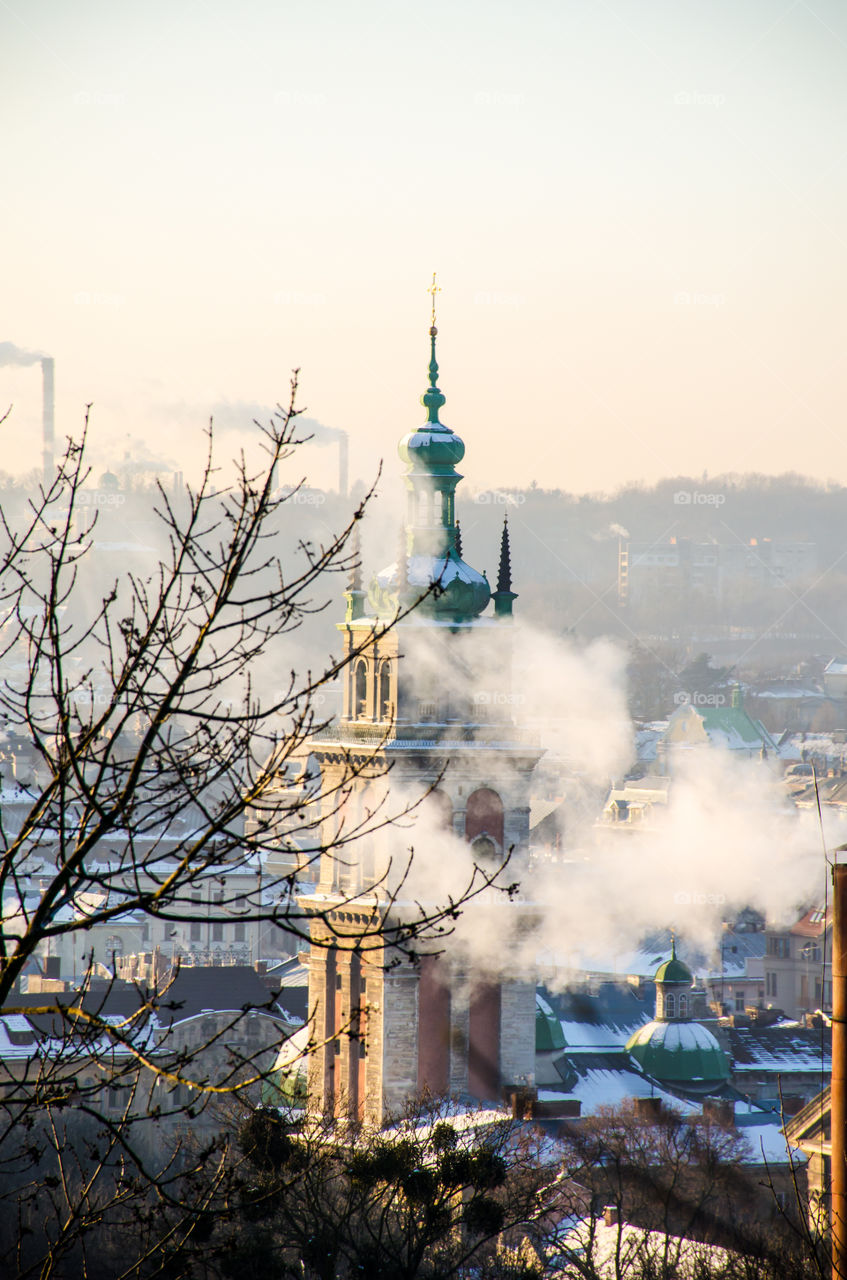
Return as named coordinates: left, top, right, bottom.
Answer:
left=471, top=834, right=498, bottom=865
left=678, top=994, right=687, bottom=1018
left=378, top=660, right=392, bottom=722
left=423, top=789, right=453, bottom=832
left=354, top=660, right=368, bottom=719
left=665, top=992, right=676, bottom=1019
left=465, top=788, right=505, bottom=847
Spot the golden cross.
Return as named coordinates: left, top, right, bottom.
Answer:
left=428, top=272, right=441, bottom=327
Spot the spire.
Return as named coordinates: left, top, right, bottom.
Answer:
left=454, top=518, right=463, bottom=558
left=420, top=272, right=447, bottom=424
left=490, top=516, right=518, bottom=620
left=497, top=516, right=512, bottom=594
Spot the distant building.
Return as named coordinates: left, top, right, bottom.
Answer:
left=598, top=776, right=670, bottom=832
left=620, top=536, right=816, bottom=607
left=702, top=924, right=766, bottom=1014
left=657, top=688, right=778, bottom=769
left=763, top=906, right=832, bottom=1018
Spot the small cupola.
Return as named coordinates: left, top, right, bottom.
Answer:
left=653, top=936, right=694, bottom=1022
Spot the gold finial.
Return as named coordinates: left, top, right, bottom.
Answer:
left=428, top=271, right=441, bottom=328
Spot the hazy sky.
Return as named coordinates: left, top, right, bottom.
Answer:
left=4, top=0, right=847, bottom=494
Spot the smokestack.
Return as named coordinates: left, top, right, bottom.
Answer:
left=832, top=852, right=847, bottom=1280
left=338, top=432, right=348, bottom=498
left=41, top=357, right=54, bottom=483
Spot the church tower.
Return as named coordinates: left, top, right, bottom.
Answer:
left=304, top=289, right=542, bottom=1125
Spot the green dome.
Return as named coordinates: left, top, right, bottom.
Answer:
left=536, top=1005, right=566, bottom=1053
left=369, top=549, right=491, bottom=621
left=626, top=1020, right=729, bottom=1090
left=398, top=423, right=465, bottom=471
left=655, top=955, right=693, bottom=986
left=654, top=937, right=693, bottom=987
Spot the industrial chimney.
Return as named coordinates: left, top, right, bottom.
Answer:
left=41, top=357, right=54, bottom=483
left=338, top=432, right=349, bottom=498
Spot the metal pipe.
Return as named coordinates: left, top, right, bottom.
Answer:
left=832, top=858, right=847, bottom=1280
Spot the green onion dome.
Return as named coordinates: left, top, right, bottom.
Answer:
left=626, top=1020, right=729, bottom=1090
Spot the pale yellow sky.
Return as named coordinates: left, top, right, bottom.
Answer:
left=4, top=0, right=847, bottom=494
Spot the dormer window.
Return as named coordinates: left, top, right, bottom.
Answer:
left=665, top=992, right=676, bottom=1019
left=678, top=994, right=687, bottom=1018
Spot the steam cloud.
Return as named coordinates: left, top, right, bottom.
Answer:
left=360, top=620, right=837, bottom=987
left=0, top=342, right=47, bottom=368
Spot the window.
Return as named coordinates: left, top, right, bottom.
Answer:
left=465, top=788, right=505, bottom=847
left=471, top=834, right=498, bottom=864
left=665, top=993, right=675, bottom=1018
left=212, top=922, right=224, bottom=943
left=766, top=972, right=778, bottom=998
left=234, top=922, right=246, bottom=943
left=378, top=661, right=392, bottom=722
left=678, top=994, right=688, bottom=1018
left=735, top=993, right=745, bottom=1012
left=354, top=661, right=368, bottom=719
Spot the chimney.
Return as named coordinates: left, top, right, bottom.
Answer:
left=604, top=1205, right=620, bottom=1228
left=701, top=1098, right=735, bottom=1127
left=338, top=432, right=349, bottom=498
left=41, top=357, right=54, bottom=483
left=633, top=1096, right=662, bottom=1120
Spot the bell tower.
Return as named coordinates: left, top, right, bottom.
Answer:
left=304, top=284, right=542, bottom=1125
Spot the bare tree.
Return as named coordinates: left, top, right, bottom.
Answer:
left=0, top=390, right=505, bottom=1276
